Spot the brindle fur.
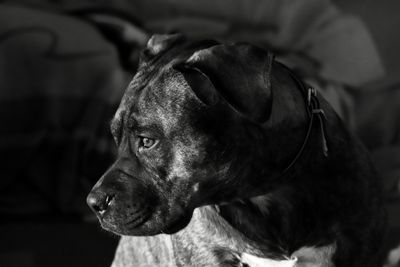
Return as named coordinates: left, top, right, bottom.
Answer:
left=87, top=34, right=386, bottom=267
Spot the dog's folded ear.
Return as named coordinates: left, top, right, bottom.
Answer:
left=141, top=33, right=185, bottom=61
left=174, top=64, right=220, bottom=106
left=178, top=44, right=274, bottom=123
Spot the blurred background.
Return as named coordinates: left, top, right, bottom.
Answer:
left=0, top=0, right=399, bottom=266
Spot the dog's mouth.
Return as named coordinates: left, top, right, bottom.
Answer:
left=101, top=211, right=192, bottom=236
left=98, top=206, right=153, bottom=234
left=125, top=209, right=153, bottom=230
left=97, top=200, right=195, bottom=235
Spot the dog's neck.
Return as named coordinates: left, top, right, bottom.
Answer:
left=228, top=63, right=316, bottom=198
left=213, top=66, right=336, bottom=256
left=174, top=205, right=284, bottom=265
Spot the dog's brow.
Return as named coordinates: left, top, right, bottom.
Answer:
left=126, top=112, right=149, bottom=128
left=126, top=116, right=137, bottom=129
left=127, top=116, right=149, bottom=132
left=126, top=116, right=160, bottom=134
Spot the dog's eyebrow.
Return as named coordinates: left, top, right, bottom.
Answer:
left=126, top=116, right=137, bottom=129
left=126, top=112, right=151, bottom=130
left=123, top=114, right=164, bottom=136
left=129, top=117, right=161, bottom=134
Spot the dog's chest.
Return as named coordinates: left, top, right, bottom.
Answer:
left=170, top=207, right=276, bottom=266
left=171, top=207, right=336, bottom=267
left=172, top=235, right=336, bottom=267
left=112, top=207, right=336, bottom=267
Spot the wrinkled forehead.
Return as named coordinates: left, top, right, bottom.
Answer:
left=114, top=66, right=197, bottom=133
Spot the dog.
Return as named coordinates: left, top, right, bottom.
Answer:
left=87, top=34, right=386, bottom=266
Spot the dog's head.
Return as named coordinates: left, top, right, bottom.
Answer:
left=87, top=34, right=276, bottom=236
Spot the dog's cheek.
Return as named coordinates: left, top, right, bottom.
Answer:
left=168, top=137, right=204, bottom=177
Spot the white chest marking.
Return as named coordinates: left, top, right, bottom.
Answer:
left=241, top=244, right=336, bottom=267
left=241, top=253, right=297, bottom=267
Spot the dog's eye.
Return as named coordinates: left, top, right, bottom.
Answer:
left=138, top=136, right=156, bottom=150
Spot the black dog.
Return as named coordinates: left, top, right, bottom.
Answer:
left=87, top=34, right=386, bottom=266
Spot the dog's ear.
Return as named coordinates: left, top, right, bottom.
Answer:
left=181, top=44, right=274, bottom=123
left=174, top=64, right=220, bottom=106
left=140, top=33, right=185, bottom=62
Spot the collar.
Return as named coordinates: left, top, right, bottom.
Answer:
left=280, top=65, right=329, bottom=176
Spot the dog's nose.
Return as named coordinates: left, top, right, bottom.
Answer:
left=87, top=192, right=115, bottom=215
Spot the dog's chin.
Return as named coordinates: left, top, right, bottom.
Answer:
left=161, top=211, right=193, bottom=234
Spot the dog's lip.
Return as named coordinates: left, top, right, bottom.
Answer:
left=126, top=209, right=153, bottom=229
left=99, top=212, right=152, bottom=233
left=96, top=209, right=109, bottom=220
